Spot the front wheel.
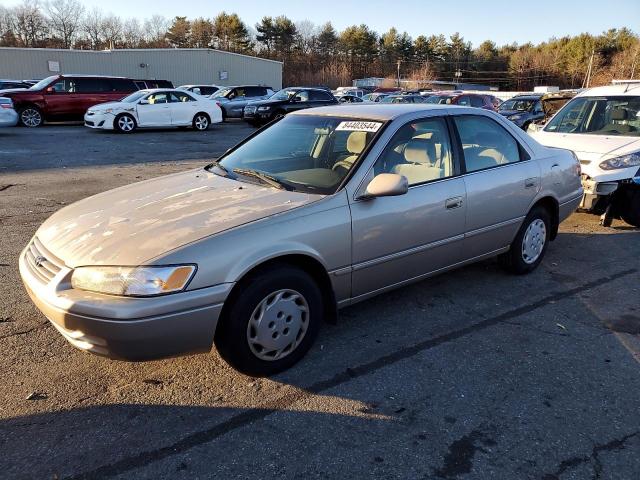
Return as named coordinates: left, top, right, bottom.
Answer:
left=192, top=113, right=210, bottom=131
left=114, top=113, right=136, bottom=133
left=499, top=206, right=551, bottom=274
left=214, top=266, right=323, bottom=376
left=619, top=190, right=640, bottom=227
left=19, top=106, right=43, bottom=127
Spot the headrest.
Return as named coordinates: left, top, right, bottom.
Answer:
left=611, top=108, right=628, bottom=121
left=347, top=131, right=367, bottom=154
left=404, top=139, right=433, bottom=164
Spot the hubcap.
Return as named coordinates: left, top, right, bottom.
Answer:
left=118, top=116, right=134, bottom=131
left=21, top=109, right=41, bottom=127
left=195, top=116, right=208, bottom=130
left=522, top=218, right=546, bottom=264
left=246, top=289, right=309, bottom=361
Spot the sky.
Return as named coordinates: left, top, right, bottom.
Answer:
left=5, top=0, right=640, bottom=47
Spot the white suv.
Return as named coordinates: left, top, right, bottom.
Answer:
left=531, top=83, right=640, bottom=227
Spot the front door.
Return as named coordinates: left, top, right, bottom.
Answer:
left=452, top=114, right=541, bottom=259
left=136, top=91, right=172, bottom=126
left=349, top=116, right=467, bottom=298
left=169, top=91, right=197, bottom=125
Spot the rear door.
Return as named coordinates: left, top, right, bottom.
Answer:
left=452, top=114, right=540, bottom=259
left=349, top=115, right=467, bottom=298
left=74, top=77, right=114, bottom=113
left=169, top=91, right=198, bottom=125
left=136, top=91, right=172, bottom=126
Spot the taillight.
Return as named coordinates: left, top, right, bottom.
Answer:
left=0, top=103, right=12, bottom=109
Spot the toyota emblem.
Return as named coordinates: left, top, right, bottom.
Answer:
left=34, top=255, right=46, bottom=268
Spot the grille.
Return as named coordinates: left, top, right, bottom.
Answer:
left=24, top=237, right=65, bottom=284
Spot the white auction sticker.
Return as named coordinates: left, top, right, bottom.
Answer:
left=336, top=121, right=382, bottom=132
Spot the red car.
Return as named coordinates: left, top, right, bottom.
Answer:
left=0, top=74, right=139, bottom=127
left=424, top=92, right=499, bottom=111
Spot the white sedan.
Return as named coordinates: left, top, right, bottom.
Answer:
left=84, top=89, right=223, bottom=133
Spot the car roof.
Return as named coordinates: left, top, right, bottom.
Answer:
left=508, top=95, right=540, bottom=100
left=59, top=74, right=129, bottom=79
left=292, top=104, right=451, bottom=121
left=577, top=84, right=640, bottom=97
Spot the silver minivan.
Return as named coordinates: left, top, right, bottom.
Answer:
left=20, top=105, right=583, bottom=375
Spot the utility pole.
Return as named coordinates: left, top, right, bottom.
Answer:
left=397, top=60, right=402, bottom=88
left=583, top=49, right=594, bottom=88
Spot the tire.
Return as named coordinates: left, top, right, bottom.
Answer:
left=192, top=113, right=210, bottom=131
left=499, top=206, right=551, bottom=274
left=114, top=113, right=136, bottom=133
left=19, top=106, right=43, bottom=127
left=214, top=266, right=323, bottom=376
left=619, top=190, right=640, bottom=227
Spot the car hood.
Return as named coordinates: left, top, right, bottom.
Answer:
left=0, top=88, right=30, bottom=95
left=36, top=169, right=319, bottom=267
left=247, top=98, right=284, bottom=107
left=498, top=109, right=527, bottom=117
left=88, top=101, right=130, bottom=112
left=531, top=131, right=640, bottom=158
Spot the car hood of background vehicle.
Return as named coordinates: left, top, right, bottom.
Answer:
left=0, top=88, right=29, bottom=95
left=36, top=169, right=320, bottom=267
left=532, top=131, right=640, bottom=158
left=498, top=109, right=527, bottom=117
left=248, top=99, right=285, bottom=107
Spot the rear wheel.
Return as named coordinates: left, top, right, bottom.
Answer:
left=192, top=113, right=210, bottom=131
left=499, top=206, right=551, bottom=274
left=114, top=113, right=136, bottom=133
left=19, top=106, right=43, bottom=127
left=214, top=266, right=323, bottom=376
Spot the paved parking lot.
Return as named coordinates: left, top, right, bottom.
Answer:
left=1, top=125, right=640, bottom=479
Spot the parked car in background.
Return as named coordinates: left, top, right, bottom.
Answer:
left=243, top=87, right=337, bottom=126
left=0, top=79, right=33, bottom=91
left=362, top=92, right=390, bottom=103
left=425, top=92, right=498, bottom=111
left=134, top=79, right=174, bottom=89
left=84, top=89, right=222, bottom=133
left=334, top=87, right=364, bottom=98
left=497, top=94, right=544, bottom=130
left=178, top=84, right=222, bottom=96
left=21, top=104, right=582, bottom=375
left=210, top=85, right=275, bottom=120
left=0, top=97, right=18, bottom=127
left=527, top=90, right=580, bottom=131
left=380, top=94, right=426, bottom=104
left=1, top=74, right=140, bottom=127
left=531, top=84, right=640, bottom=227
left=336, top=94, right=364, bottom=103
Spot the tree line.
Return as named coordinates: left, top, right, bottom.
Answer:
left=1, top=0, right=638, bottom=90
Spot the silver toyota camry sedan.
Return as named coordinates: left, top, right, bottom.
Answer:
left=20, top=104, right=583, bottom=376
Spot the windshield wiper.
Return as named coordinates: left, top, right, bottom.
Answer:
left=232, top=168, right=293, bottom=191
left=206, top=160, right=230, bottom=177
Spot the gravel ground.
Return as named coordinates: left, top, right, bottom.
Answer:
left=1, top=125, right=639, bottom=480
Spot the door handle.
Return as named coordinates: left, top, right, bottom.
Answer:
left=525, top=177, right=538, bottom=188
left=445, top=196, right=463, bottom=209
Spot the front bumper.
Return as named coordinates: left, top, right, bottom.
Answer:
left=19, top=242, right=232, bottom=361
left=84, top=111, right=112, bottom=129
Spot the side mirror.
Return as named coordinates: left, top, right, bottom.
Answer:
left=45, top=86, right=55, bottom=93
left=362, top=173, right=408, bottom=199
left=138, top=99, right=149, bottom=105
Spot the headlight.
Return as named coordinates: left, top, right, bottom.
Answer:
left=71, top=265, right=196, bottom=297
left=257, top=106, right=271, bottom=112
left=599, top=152, right=640, bottom=170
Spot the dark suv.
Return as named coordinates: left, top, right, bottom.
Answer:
left=425, top=92, right=499, bottom=111
left=497, top=94, right=545, bottom=130
left=1, top=75, right=139, bottom=127
left=243, top=87, right=338, bottom=126
left=210, top=85, right=275, bottom=119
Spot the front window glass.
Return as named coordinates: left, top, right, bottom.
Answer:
left=271, top=89, right=298, bottom=101
left=499, top=98, right=536, bottom=112
left=145, top=92, right=169, bottom=104
left=214, top=115, right=383, bottom=194
left=211, top=88, right=233, bottom=98
left=544, top=96, right=640, bottom=136
left=374, top=117, right=454, bottom=186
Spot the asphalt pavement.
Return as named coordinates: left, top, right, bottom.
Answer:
left=1, top=125, right=639, bottom=480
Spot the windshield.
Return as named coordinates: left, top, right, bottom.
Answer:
left=499, top=98, right=535, bottom=112
left=121, top=91, right=148, bottom=103
left=544, top=96, right=640, bottom=136
left=380, top=96, right=400, bottom=103
left=270, top=89, right=298, bottom=101
left=211, top=88, right=232, bottom=98
left=213, top=115, right=383, bottom=194
left=29, top=76, right=58, bottom=90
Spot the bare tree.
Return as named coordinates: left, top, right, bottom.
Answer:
left=101, top=13, right=122, bottom=49
left=45, top=0, right=84, bottom=48
left=143, top=14, right=168, bottom=47
left=122, top=17, right=142, bottom=48
left=11, top=0, right=48, bottom=47
left=82, top=7, right=103, bottom=49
